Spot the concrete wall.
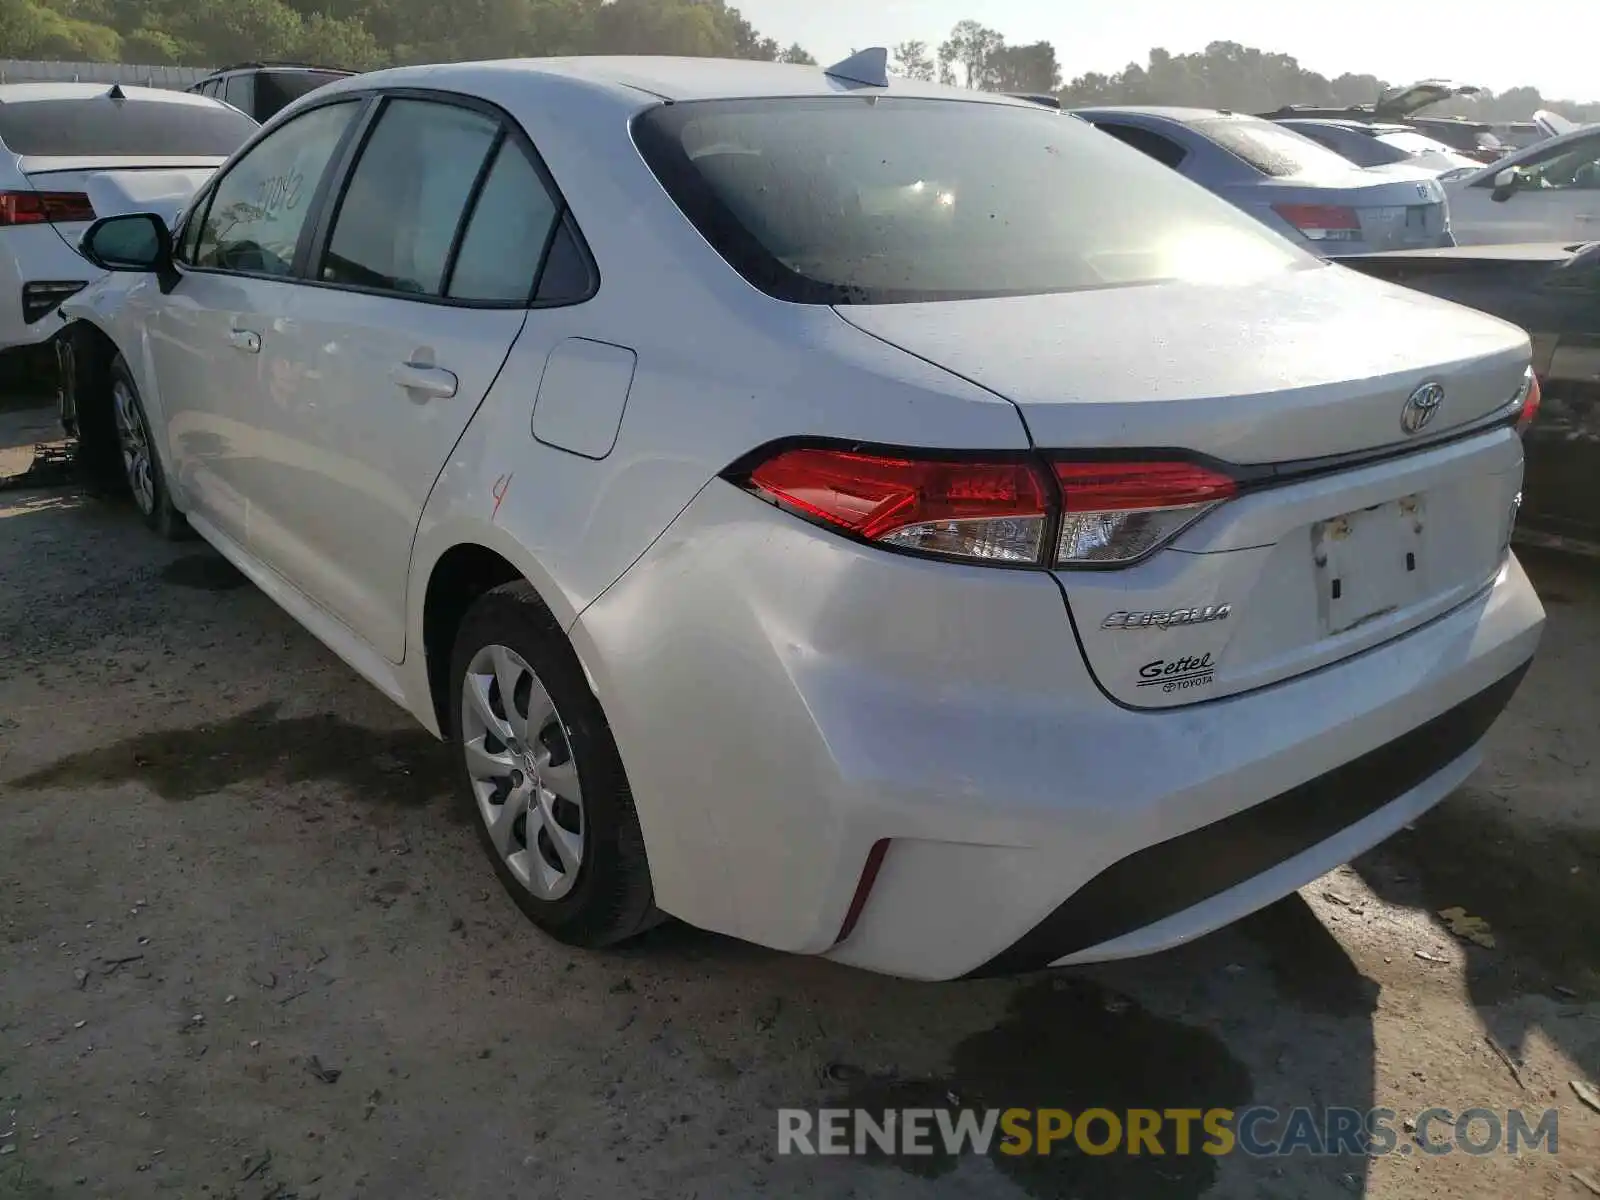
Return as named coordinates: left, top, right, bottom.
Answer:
left=0, top=61, right=212, bottom=90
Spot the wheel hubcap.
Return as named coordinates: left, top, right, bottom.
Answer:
left=461, top=644, right=585, bottom=901
left=112, top=380, right=155, bottom=516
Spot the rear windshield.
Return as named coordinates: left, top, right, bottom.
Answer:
left=633, top=97, right=1312, bottom=305
left=1192, top=116, right=1363, bottom=179
left=257, top=71, right=348, bottom=118
left=0, top=97, right=258, bottom=157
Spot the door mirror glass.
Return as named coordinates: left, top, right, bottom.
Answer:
left=1491, top=167, right=1519, bottom=201
left=80, top=212, right=170, bottom=271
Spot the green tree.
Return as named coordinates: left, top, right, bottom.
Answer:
left=937, top=19, right=1002, bottom=90
left=987, top=40, right=1058, bottom=93
left=776, top=41, right=814, bottom=65
left=891, top=39, right=934, bottom=81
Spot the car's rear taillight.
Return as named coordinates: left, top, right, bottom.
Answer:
left=0, top=190, right=95, bottom=226
left=744, top=447, right=1052, bottom=564
left=1272, top=203, right=1361, bottom=243
left=1514, top=368, right=1541, bottom=435
left=1053, top=460, right=1237, bottom=565
left=735, top=446, right=1238, bottom=568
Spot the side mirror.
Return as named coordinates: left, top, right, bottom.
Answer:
left=1490, top=167, right=1519, bottom=203
left=79, top=212, right=179, bottom=292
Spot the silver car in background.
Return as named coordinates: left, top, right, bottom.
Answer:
left=1275, top=118, right=1483, bottom=178
left=1074, top=106, right=1454, bottom=255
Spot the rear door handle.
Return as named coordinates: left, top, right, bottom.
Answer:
left=390, top=361, right=458, bottom=400
left=227, top=330, right=261, bottom=354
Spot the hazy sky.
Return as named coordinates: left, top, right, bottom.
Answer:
left=735, top=0, right=1595, bottom=101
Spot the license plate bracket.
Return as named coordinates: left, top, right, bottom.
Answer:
left=1313, top=495, right=1428, bottom=635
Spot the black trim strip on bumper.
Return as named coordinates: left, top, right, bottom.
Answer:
left=966, top=659, right=1533, bottom=978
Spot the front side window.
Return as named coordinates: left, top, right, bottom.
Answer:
left=320, top=99, right=501, bottom=296
left=1507, top=135, right=1600, bottom=191
left=192, top=100, right=360, bottom=277
left=633, top=97, right=1312, bottom=305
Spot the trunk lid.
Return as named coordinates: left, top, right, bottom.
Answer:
left=836, top=262, right=1527, bottom=463
left=1253, top=170, right=1450, bottom=251
left=1533, top=110, right=1575, bottom=140
left=1374, top=80, right=1481, bottom=120
left=837, top=264, right=1531, bottom=707
left=19, top=156, right=223, bottom=224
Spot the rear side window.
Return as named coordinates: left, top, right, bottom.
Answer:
left=320, top=99, right=501, bottom=296
left=0, top=97, right=258, bottom=157
left=1091, top=122, right=1188, bottom=169
left=1191, top=116, right=1361, bottom=179
left=223, top=74, right=255, bottom=115
left=446, top=140, right=560, bottom=302
left=633, top=96, right=1311, bottom=305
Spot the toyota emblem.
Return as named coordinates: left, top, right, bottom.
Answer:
left=1401, top=382, right=1445, bottom=435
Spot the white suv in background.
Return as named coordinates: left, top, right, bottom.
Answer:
left=58, top=55, right=1544, bottom=980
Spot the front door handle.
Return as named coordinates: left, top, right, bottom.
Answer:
left=391, top=361, right=458, bottom=400
left=228, top=330, right=261, bottom=354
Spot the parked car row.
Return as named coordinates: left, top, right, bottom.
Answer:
left=41, top=51, right=1548, bottom=980
left=0, top=83, right=258, bottom=357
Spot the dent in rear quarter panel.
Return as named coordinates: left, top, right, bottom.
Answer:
left=568, top=480, right=1093, bottom=954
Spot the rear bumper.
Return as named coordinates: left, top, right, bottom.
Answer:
left=573, top=482, right=1544, bottom=980
left=968, top=659, right=1526, bottom=975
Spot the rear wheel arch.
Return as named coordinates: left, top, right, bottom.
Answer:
left=421, top=543, right=541, bottom=734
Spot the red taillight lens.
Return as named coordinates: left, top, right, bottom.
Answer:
left=1272, top=203, right=1361, bottom=243
left=1515, top=369, right=1541, bottom=435
left=0, top=190, right=96, bottom=227
left=1053, top=461, right=1236, bottom=565
left=744, top=447, right=1052, bottom=564
left=737, top=446, right=1240, bottom=568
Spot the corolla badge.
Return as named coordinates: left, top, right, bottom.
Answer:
left=1401, top=382, right=1445, bottom=435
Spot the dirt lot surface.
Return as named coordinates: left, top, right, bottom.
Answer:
left=2, top=399, right=1599, bottom=1200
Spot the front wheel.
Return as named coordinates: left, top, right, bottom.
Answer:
left=449, top=581, right=661, bottom=948
left=110, top=356, right=190, bottom=540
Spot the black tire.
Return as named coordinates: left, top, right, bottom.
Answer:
left=65, top=332, right=124, bottom=492
left=449, top=580, right=662, bottom=948
left=109, top=355, right=192, bottom=540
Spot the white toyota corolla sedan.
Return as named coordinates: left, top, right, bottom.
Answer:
left=58, top=51, right=1544, bottom=981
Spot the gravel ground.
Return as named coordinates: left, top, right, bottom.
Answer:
left=2, top=400, right=1599, bottom=1200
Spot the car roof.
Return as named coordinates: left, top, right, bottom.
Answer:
left=323, top=56, right=1031, bottom=107
left=1280, top=118, right=1408, bottom=134
left=0, top=82, right=223, bottom=108
left=1073, top=105, right=1246, bottom=123
left=203, top=61, right=355, bottom=76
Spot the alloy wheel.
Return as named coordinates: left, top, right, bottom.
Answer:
left=111, top=379, right=155, bottom=516
left=460, top=643, right=586, bottom=901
